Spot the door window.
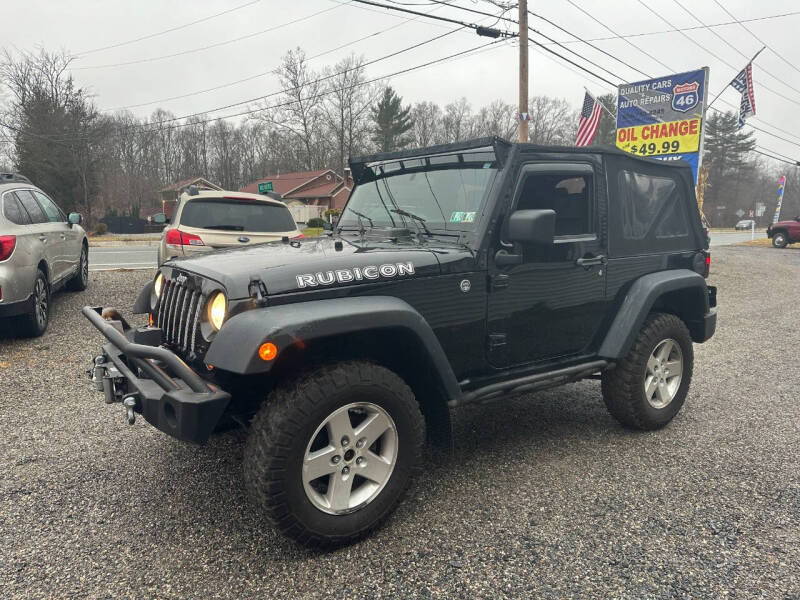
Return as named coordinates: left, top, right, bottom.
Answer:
left=516, top=172, right=593, bottom=236
left=14, top=190, right=47, bottom=224
left=3, top=192, right=32, bottom=225
left=32, top=191, right=65, bottom=222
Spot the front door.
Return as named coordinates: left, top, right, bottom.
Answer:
left=487, top=163, right=610, bottom=368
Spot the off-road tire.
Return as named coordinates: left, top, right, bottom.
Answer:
left=243, top=361, right=425, bottom=548
left=17, top=269, right=50, bottom=337
left=65, top=245, right=89, bottom=291
left=772, top=231, right=788, bottom=248
left=601, top=312, right=693, bottom=430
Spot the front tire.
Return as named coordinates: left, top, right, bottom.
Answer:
left=601, top=313, right=693, bottom=430
left=66, top=245, right=89, bottom=291
left=772, top=232, right=788, bottom=248
left=244, top=361, right=425, bottom=548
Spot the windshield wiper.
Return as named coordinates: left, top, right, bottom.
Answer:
left=390, top=208, right=432, bottom=237
left=203, top=225, right=245, bottom=231
left=348, top=209, right=374, bottom=234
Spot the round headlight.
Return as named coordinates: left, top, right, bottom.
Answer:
left=154, top=272, right=164, bottom=297
left=208, top=292, right=227, bottom=331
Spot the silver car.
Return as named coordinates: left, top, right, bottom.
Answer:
left=0, top=173, right=88, bottom=336
left=157, top=188, right=302, bottom=265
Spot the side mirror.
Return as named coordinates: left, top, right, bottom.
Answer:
left=507, top=209, right=556, bottom=245
left=153, top=213, right=168, bottom=225
left=322, top=222, right=333, bottom=231
left=68, top=212, right=82, bottom=226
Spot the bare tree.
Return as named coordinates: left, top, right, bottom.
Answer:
left=527, top=96, right=576, bottom=145
left=411, top=101, right=443, bottom=148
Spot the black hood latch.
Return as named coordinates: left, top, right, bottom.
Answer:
left=248, top=275, right=268, bottom=306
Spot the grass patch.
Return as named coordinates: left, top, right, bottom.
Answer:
left=737, top=238, right=774, bottom=247
left=302, top=227, right=324, bottom=238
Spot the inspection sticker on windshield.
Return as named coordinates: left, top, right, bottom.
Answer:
left=450, top=211, right=475, bottom=223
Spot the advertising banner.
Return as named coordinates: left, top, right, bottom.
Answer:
left=616, top=68, right=709, bottom=182
left=773, top=175, right=787, bottom=223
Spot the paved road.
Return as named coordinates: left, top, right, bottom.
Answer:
left=1, top=245, right=799, bottom=599
left=89, top=246, right=158, bottom=270
left=709, top=230, right=765, bottom=247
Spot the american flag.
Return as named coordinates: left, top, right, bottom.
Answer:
left=575, top=91, right=603, bottom=147
left=730, top=62, right=756, bottom=129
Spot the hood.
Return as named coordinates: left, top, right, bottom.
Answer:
left=162, top=235, right=456, bottom=298
left=771, top=219, right=799, bottom=228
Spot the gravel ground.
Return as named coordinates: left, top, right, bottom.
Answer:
left=1, top=247, right=798, bottom=599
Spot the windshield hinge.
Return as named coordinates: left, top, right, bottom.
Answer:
left=491, top=273, right=510, bottom=290
left=248, top=275, right=268, bottom=306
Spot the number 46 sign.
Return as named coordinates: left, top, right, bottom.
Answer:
left=672, top=81, right=700, bottom=112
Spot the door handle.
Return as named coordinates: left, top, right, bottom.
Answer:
left=39, top=235, right=47, bottom=243
left=60, top=234, right=67, bottom=240
left=576, top=255, right=606, bottom=268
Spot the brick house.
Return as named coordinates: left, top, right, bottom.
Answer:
left=241, top=169, right=353, bottom=212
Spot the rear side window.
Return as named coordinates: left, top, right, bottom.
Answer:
left=33, top=191, right=64, bottom=222
left=179, top=198, right=297, bottom=232
left=14, top=189, right=47, bottom=224
left=3, top=192, right=32, bottom=225
left=618, top=171, right=687, bottom=240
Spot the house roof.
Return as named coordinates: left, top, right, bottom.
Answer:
left=241, top=169, right=344, bottom=198
left=160, top=176, right=221, bottom=193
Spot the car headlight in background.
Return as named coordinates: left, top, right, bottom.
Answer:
left=154, top=272, right=164, bottom=297
left=208, top=292, right=226, bottom=331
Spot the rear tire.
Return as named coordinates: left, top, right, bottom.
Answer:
left=772, top=232, right=788, bottom=248
left=65, top=245, right=89, bottom=291
left=601, top=313, right=693, bottom=430
left=243, top=361, right=425, bottom=548
left=17, top=269, right=50, bottom=337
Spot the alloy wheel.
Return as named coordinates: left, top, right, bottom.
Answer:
left=302, top=402, right=398, bottom=515
left=644, top=338, right=683, bottom=409
left=34, top=278, right=48, bottom=329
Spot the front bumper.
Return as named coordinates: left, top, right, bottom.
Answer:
left=82, top=306, right=231, bottom=443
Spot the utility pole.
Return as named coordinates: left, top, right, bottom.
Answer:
left=518, top=0, right=529, bottom=142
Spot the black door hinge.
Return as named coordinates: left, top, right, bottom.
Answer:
left=491, top=273, right=510, bottom=290
left=488, top=333, right=507, bottom=349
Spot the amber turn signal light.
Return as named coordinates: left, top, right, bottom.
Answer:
left=258, top=342, right=278, bottom=361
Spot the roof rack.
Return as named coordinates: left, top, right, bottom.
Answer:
left=0, top=173, right=32, bottom=184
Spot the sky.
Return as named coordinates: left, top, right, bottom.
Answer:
left=2, top=0, right=800, bottom=164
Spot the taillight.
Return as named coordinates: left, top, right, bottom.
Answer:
left=0, top=235, right=16, bottom=261
left=165, top=229, right=204, bottom=246
left=292, top=233, right=305, bottom=239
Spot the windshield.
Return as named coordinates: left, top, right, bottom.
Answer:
left=340, top=160, right=497, bottom=233
left=180, top=198, right=296, bottom=232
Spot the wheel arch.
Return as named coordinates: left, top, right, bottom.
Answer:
left=598, top=269, right=711, bottom=360
left=205, top=296, right=460, bottom=446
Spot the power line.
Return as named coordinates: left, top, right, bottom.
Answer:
left=349, top=0, right=514, bottom=36
left=711, top=0, right=800, bottom=80
left=134, top=28, right=464, bottom=130
left=104, top=7, right=448, bottom=112
left=634, top=0, right=800, bottom=110
left=74, top=0, right=261, bottom=57
left=71, top=4, right=345, bottom=69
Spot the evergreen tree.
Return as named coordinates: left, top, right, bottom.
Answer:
left=591, top=94, right=617, bottom=146
left=371, top=86, right=413, bottom=152
left=702, top=110, right=756, bottom=223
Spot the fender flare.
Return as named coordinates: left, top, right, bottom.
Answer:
left=204, top=296, right=462, bottom=403
left=132, top=280, right=154, bottom=314
left=598, top=269, right=711, bottom=360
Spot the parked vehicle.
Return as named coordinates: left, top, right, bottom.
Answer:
left=766, top=217, right=800, bottom=247
left=157, top=188, right=303, bottom=265
left=83, top=138, right=716, bottom=547
left=734, top=219, right=756, bottom=230
left=1, top=173, right=88, bottom=336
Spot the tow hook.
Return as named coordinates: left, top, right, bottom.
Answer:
left=122, top=394, right=139, bottom=425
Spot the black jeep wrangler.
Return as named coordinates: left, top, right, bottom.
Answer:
left=84, top=138, right=716, bottom=547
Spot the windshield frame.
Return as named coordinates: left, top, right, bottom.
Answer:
left=339, top=156, right=501, bottom=237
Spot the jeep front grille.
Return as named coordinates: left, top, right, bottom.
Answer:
left=155, top=277, right=204, bottom=357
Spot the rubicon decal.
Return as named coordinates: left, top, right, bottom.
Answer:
left=296, top=262, right=415, bottom=288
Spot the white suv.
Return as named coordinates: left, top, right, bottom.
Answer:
left=158, top=188, right=303, bottom=265
left=0, top=173, right=88, bottom=336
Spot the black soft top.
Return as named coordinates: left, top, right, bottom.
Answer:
left=350, top=137, right=693, bottom=184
